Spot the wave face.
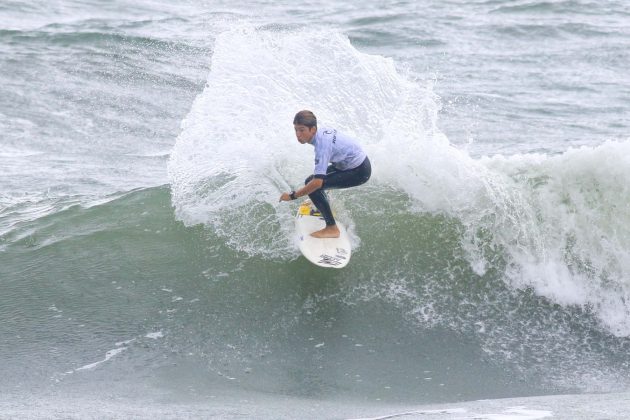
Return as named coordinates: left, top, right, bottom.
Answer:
left=3, top=180, right=630, bottom=404
left=168, top=26, right=630, bottom=341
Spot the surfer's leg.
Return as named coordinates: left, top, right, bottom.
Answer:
left=304, top=174, right=336, bottom=226
left=303, top=158, right=371, bottom=225
left=323, top=157, right=371, bottom=190
left=303, top=158, right=371, bottom=238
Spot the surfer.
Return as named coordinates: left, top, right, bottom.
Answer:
left=279, top=110, right=371, bottom=238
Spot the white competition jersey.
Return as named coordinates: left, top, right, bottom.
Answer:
left=309, top=127, right=367, bottom=176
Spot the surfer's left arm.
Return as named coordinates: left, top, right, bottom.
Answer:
left=279, top=178, right=323, bottom=202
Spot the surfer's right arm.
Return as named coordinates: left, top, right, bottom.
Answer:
left=279, top=177, right=323, bottom=202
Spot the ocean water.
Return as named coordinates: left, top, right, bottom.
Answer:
left=2, top=0, right=630, bottom=418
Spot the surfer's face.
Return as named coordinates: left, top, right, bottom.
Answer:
left=294, top=124, right=316, bottom=144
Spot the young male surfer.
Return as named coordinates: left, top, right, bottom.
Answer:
left=279, top=110, right=371, bottom=238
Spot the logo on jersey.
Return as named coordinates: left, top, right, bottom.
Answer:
left=323, top=129, right=337, bottom=144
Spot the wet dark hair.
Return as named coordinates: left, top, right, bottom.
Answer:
left=293, top=110, right=317, bottom=128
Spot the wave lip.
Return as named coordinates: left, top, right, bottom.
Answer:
left=167, top=25, right=438, bottom=258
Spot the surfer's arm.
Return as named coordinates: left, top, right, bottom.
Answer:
left=279, top=178, right=323, bottom=202
left=297, top=178, right=324, bottom=197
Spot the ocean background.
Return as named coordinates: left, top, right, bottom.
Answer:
left=2, top=1, right=630, bottom=418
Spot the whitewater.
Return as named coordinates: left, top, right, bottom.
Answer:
left=2, top=1, right=630, bottom=418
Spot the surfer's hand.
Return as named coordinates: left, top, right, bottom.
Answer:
left=279, top=192, right=292, bottom=202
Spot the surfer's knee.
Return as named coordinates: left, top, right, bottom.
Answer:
left=304, top=174, right=314, bottom=185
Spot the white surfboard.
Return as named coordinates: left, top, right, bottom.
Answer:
left=295, top=200, right=352, bottom=268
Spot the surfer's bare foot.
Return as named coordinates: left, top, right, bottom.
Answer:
left=311, top=225, right=340, bottom=238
